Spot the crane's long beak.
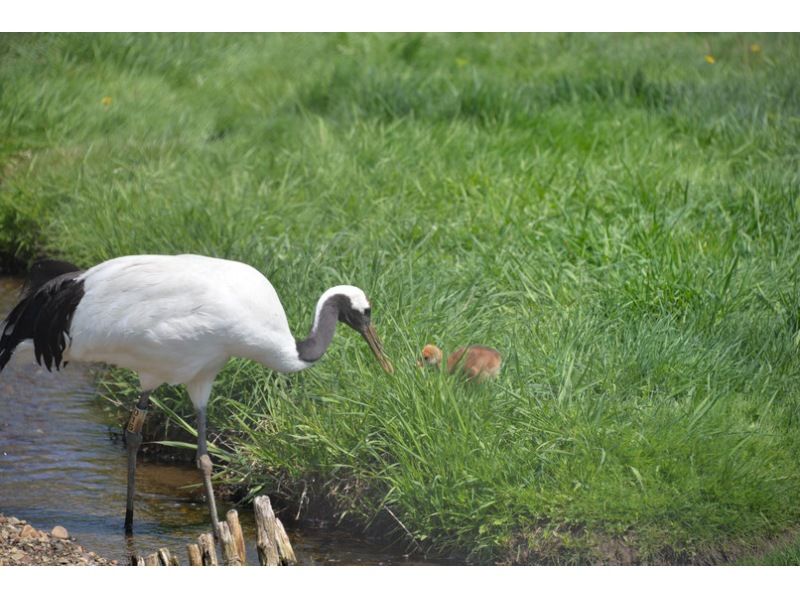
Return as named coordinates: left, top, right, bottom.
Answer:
left=361, top=323, right=394, bottom=374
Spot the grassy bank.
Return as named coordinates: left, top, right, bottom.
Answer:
left=2, top=33, right=800, bottom=563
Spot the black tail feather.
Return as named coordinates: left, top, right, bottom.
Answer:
left=1, top=260, right=84, bottom=372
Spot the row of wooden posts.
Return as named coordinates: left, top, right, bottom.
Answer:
left=132, top=496, right=297, bottom=566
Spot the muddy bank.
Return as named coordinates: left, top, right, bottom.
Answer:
left=0, top=514, right=117, bottom=566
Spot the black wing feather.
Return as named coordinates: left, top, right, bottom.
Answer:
left=0, top=261, right=84, bottom=373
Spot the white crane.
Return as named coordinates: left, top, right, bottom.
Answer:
left=0, top=254, right=393, bottom=537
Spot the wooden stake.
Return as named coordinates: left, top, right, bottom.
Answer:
left=145, top=553, right=160, bottom=566
left=274, top=518, right=297, bottom=565
left=132, top=554, right=146, bottom=566
left=254, top=495, right=280, bottom=566
left=219, top=521, right=243, bottom=566
left=187, top=543, right=202, bottom=566
left=198, top=532, right=218, bottom=566
left=170, top=553, right=180, bottom=566
left=226, top=509, right=247, bottom=565
left=158, top=547, right=173, bottom=566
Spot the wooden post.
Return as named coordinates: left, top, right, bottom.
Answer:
left=126, top=499, right=297, bottom=567
left=198, top=532, right=218, bottom=566
left=254, top=495, right=280, bottom=566
left=158, top=547, right=173, bottom=566
left=226, top=509, right=247, bottom=565
left=275, top=518, right=297, bottom=565
left=219, top=521, right=243, bottom=566
left=187, top=543, right=203, bottom=566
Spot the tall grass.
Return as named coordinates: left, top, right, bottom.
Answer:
left=2, top=33, right=800, bottom=563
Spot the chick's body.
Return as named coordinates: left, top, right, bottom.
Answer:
left=419, top=343, right=501, bottom=381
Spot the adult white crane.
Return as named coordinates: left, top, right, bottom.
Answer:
left=0, top=254, right=393, bottom=537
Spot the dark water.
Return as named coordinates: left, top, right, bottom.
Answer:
left=0, top=277, right=452, bottom=565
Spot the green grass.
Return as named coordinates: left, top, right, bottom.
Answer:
left=739, top=536, right=800, bottom=565
left=2, top=33, right=800, bottom=563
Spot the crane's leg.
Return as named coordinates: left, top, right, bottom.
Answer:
left=124, top=391, right=151, bottom=535
left=195, top=406, right=221, bottom=538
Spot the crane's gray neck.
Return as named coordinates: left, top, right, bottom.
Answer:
left=295, top=295, right=344, bottom=363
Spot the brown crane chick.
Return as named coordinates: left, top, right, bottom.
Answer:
left=418, top=343, right=502, bottom=382
left=418, top=344, right=444, bottom=369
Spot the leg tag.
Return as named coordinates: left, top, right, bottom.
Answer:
left=126, top=407, right=148, bottom=434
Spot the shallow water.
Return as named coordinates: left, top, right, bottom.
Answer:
left=0, top=277, right=453, bottom=565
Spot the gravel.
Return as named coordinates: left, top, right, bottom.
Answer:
left=0, top=514, right=117, bottom=566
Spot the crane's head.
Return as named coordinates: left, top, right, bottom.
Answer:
left=418, top=344, right=443, bottom=368
left=327, top=285, right=394, bottom=374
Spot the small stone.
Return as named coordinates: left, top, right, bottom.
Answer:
left=19, top=524, right=38, bottom=539
left=8, top=516, right=20, bottom=525
left=51, top=525, right=69, bottom=539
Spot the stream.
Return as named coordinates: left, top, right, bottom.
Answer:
left=0, top=277, right=452, bottom=565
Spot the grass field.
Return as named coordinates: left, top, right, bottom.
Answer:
left=2, top=33, right=800, bottom=564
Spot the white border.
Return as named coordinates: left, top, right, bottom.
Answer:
left=2, top=565, right=800, bottom=598
left=3, top=1, right=798, bottom=33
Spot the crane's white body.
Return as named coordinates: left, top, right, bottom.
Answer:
left=65, top=254, right=308, bottom=406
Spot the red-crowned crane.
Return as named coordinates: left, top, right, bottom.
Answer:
left=0, top=254, right=393, bottom=537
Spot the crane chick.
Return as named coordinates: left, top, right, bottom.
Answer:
left=418, top=343, right=501, bottom=381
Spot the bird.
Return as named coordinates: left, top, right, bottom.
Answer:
left=0, top=254, right=394, bottom=538
left=418, top=343, right=501, bottom=381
